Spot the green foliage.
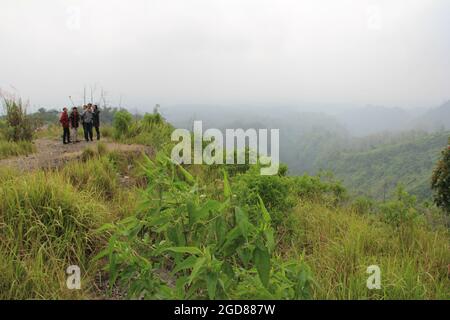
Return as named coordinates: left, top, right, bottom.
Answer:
left=98, top=152, right=312, bottom=299
left=112, top=110, right=133, bottom=139
left=28, top=107, right=59, bottom=126
left=61, top=154, right=118, bottom=200
left=290, top=173, right=347, bottom=205
left=287, top=200, right=449, bottom=299
left=233, top=166, right=296, bottom=227
left=0, top=171, right=107, bottom=299
left=379, top=186, right=419, bottom=227
left=320, top=131, right=450, bottom=201
left=431, top=138, right=450, bottom=214
left=1, top=97, right=34, bottom=142
left=0, top=140, right=35, bottom=159
left=233, top=168, right=346, bottom=227
left=351, top=196, right=376, bottom=215
left=111, top=110, right=173, bottom=151
left=100, top=125, right=113, bottom=138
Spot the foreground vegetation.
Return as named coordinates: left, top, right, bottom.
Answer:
left=0, top=108, right=448, bottom=299
left=0, top=97, right=36, bottom=160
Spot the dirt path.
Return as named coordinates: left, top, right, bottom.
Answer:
left=0, top=138, right=153, bottom=171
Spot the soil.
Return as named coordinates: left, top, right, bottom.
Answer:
left=0, top=138, right=153, bottom=171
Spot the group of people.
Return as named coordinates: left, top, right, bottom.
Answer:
left=59, top=103, right=101, bottom=144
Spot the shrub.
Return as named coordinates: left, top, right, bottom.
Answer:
left=1, top=96, right=34, bottom=142
left=380, top=186, right=418, bottom=227
left=352, top=196, right=376, bottom=215
left=290, top=174, right=347, bottom=205
left=112, top=110, right=133, bottom=139
left=232, top=166, right=296, bottom=227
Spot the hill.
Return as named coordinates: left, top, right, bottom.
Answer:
left=317, top=131, right=450, bottom=200
left=410, top=100, right=450, bottom=132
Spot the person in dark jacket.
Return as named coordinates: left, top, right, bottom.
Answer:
left=69, top=107, right=81, bottom=143
left=82, top=105, right=94, bottom=142
left=81, top=105, right=86, bottom=139
left=93, top=105, right=101, bottom=140
left=59, top=107, right=71, bottom=144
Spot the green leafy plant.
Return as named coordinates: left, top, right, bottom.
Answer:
left=97, top=152, right=312, bottom=299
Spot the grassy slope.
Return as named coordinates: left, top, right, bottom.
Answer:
left=321, top=131, right=450, bottom=200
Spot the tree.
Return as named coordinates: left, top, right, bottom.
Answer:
left=431, top=138, right=450, bottom=213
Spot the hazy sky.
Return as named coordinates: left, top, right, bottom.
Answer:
left=0, top=0, right=449, bottom=111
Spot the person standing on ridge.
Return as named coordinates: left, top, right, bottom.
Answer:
left=80, top=105, right=87, bottom=141
left=93, top=104, right=101, bottom=140
left=69, top=107, right=80, bottom=143
left=59, top=107, right=71, bottom=144
left=83, top=105, right=94, bottom=142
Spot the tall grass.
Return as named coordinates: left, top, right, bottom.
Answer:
left=284, top=202, right=450, bottom=299
left=0, top=140, right=35, bottom=159
left=60, top=154, right=118, bottom=200
left=0, top=171, right=108, bottom=299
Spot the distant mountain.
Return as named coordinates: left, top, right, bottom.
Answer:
left=409, top=100, right=450, bottom=132
left=334, top=106, right=415, bottom=136
left=160, top=105, right=350, bottom=173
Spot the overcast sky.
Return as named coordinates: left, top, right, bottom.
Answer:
left=0, top=0, right=449, bottom=111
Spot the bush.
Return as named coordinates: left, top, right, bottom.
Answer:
left=290, top=174, right=347, bottom=205
left=1, top=97, right=34, bottom=142
left=352, top=196, right=376, bottom=215
left=380, top=186, right=418, bottom=227
left=233, top=166, right=296, bottom=226
left=112, top=110, right=133, bottom=139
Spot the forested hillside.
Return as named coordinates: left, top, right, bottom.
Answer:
left=318, top=131, right=450, bottom=200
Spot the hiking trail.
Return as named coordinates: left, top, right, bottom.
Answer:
left=0, top=138, right=153, bottom=171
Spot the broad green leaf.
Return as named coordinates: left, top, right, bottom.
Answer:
left=177, top=164, right=195, bottom=185
left=257, top=195, right=271, bottom=224
left=172, top=255, right=198, bottom=274
left=188, top=257, right=206, bottom=285
left=215, top=217, right=228, bottom=245
left=235, top=207, right=251, bottom=239
left=221, top=226, right=243, bottom=255
left=189, top=200, right=222, bottom=225
left=264, top=228, right=275, bottom=253
left=223, top=169, right=232, bottom=198
left=253, top=246, right=271, bottom=288
left=206, top=272, right=218, bottom=299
